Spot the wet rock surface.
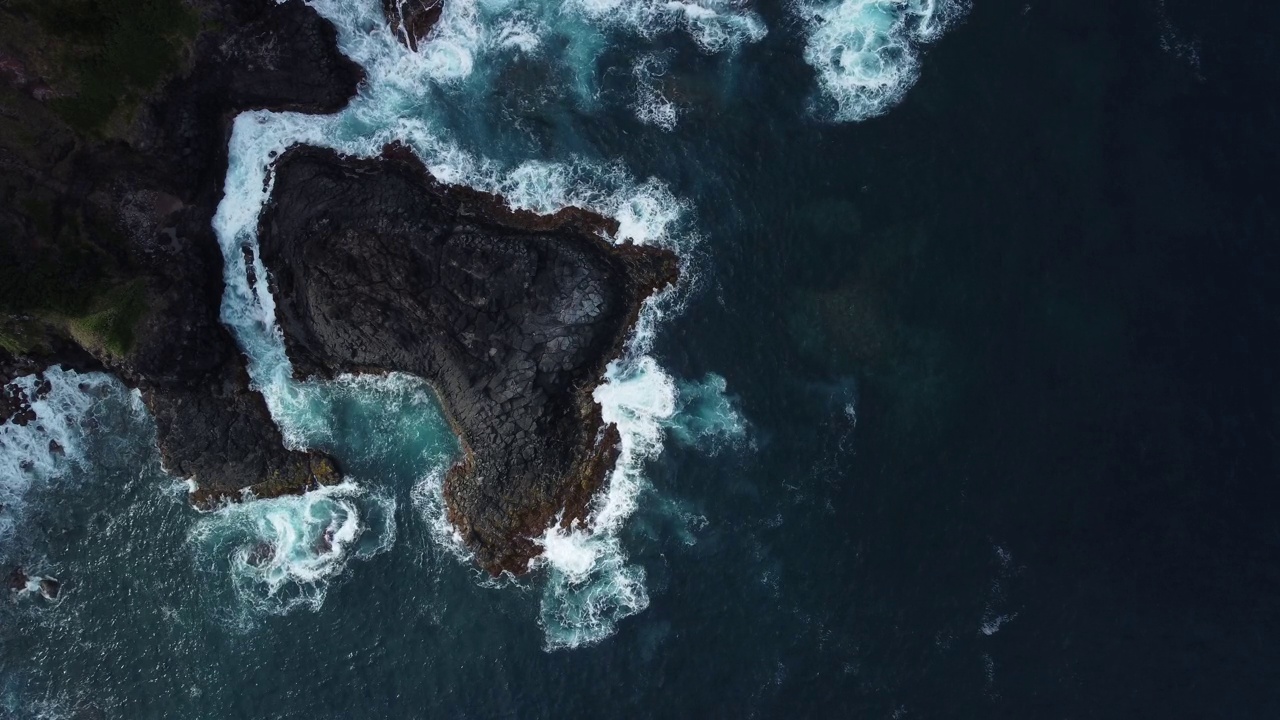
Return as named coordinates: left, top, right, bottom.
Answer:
left=38, top=576, right=59, bottom=600
left=258, top=145, right=679, bottom=574
left=382, top=0, right=443, bottom=52
left=0, top=0, right=361, bottom=502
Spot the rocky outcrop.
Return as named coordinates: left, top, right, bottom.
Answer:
left=257, top=145, right=679, bottom=574
left=382, top=0, right=443, bottom=52
left=4, top=567, right=58, bottom=600
left=0, top=0, right=360, bottom=502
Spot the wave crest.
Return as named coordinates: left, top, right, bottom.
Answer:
left=795, top=0, right=966, bottom=121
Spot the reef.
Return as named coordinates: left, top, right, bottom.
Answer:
left=256, top=144, right=679, bottom=574
left=0, top=0, right=360, bottom=501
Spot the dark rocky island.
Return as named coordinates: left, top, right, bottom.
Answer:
left=257, top=145, right=678, bottom=574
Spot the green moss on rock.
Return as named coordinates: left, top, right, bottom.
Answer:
left=5, top=0, right=200, bottom=135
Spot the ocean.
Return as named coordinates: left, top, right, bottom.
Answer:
left=4, top=0, right=1279, bottom=716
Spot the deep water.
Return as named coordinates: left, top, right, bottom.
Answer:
left=4, top=0, right=1280, bottom=717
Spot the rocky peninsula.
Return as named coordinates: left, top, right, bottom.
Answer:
left=257, top=145, right=677, bottom=574
left=2, top=0, right=677, bottom=575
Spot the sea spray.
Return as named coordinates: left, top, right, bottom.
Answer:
left=633, top=53, right=681, bottom=130
left=189, top=480, right=396, bottom=617
left=534, top=352, right=675, bottom=649
left=669, top=373, right=749, bottom=452
left=794, top=0, right=967, bottom=121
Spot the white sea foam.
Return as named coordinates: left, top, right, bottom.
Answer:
left=794, top=0, right=966, bottom=121
left=207, top=0, right=747, bottom=647
left=189, top=480, right=395, bottom=615
left=0, top=370, right=127, bottom=546
left=562, top=0, right=767, bottom=53
left=308, top=0, right=763, bottom=126
left=633, top=54, right=680, bottom=131
left=409, top=464, right=470, bottom=564
left=533, top=348, right=677, bottom=650
left=980, top=543, right=1019, bottom=636
left=668, top=373, right=748, bottom=451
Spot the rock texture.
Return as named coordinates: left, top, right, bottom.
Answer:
left=0, top=0, right=360, bottom=502
left=382, top=0, right=443, bottom=52
left=257, top=144, right=679, bottom=574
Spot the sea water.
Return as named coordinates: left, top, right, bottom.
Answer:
left=6, top=0, right=1264, bottom=716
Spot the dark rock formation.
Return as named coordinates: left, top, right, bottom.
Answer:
left=4, top=567, right=57, bottom=600
left=257, top=145, right=678, bottom=574
left=7, top=566, right=29, bottom=592
left=382, top=0, right=443, bottom=52
left=0, top=0, right=359, bottom=502
left=38, top=576, right=59, bottom=600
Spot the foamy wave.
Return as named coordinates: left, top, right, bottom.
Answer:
left=795, top=0, right=966, bottom=122
left=529, top=346, right=677, bottom=649
left=633, top=53, right=680, bottom=131
left=563, top=0, right=767, bottom=52
left=308, top=0, right=762, bottom=127
left=537, top=530, right=650, bottom=650
left=409, top=464, right=470, bottom=564
left=668, top=373, right=748, bottom=451
left=209, top=0, right=733, bottom=649
left=189, top=480, right=395, bottom=616
left=0, top=370, right=130, bottom=547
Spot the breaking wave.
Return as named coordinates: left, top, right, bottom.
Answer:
left=189, top=480, right=396, bottom=617
left=210, top=0, right=752, bottom=647
left=794, top=0, right=966, bottom=121
left=669, top=373, right=748, bottom=451
left=0, top=369, right=135, bottom=550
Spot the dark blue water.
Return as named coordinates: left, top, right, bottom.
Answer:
left=4, top=0, right=1280, bottom=717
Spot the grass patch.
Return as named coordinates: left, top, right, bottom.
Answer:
left=6, top=0, right=200, bottom=135
left=0, top=317, right=49, bottom=356
left=64, top=279, right=149, bottom=358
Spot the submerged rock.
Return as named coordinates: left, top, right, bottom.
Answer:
left=258, top=144, right=679, bottom=575
left=246, top=542, right=275, bottom=568
left=7, top=566, right=29, bottom=592
left=6, top=567, right=60, bottom=600
left=38, top=576, right=60, bottom=600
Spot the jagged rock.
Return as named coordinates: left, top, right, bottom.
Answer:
left=258, top=144, right=679, bottom=575
left=7, top=566, right=29, bottom=592
left=382, top=0, right=443, bottom=52
left=38, top=576, right=59, bottom=600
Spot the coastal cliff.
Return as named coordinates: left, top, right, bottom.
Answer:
left=2, top=0, right=679, bottom=574
left=0, top=0, right=361, bottom=501
left=257, top=145, right=678, bottom=574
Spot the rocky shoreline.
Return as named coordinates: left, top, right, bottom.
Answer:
left=1, top=0, right=360, bottom=506
left=257, top=144, right=678, bottom=574
left=2, top=0, right=676, bottom=575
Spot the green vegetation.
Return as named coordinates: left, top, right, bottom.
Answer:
left=0, top=316, right=49, bottom=356
left=5, top=0, right=200, bottom=135
left=0, top=202, right=149, bottom=358
left=66, top=279, right=149, bottom=357
left=0, top=270, right=149, bottom=359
